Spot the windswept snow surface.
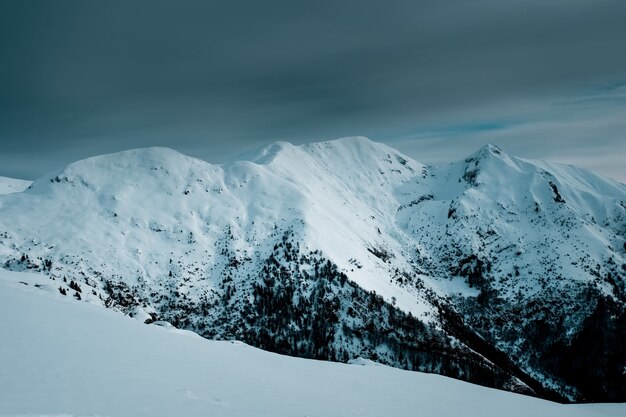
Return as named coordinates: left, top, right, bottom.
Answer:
left=0, top=270, right=622, bottom=417
left=0, top=176, right=31, bottom=195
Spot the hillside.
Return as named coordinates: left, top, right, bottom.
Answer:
left=0, top=137, right=624, bottom=401
left=1, top=269, right=622, bottom=417
left=0, top=176, right=31, bottom=195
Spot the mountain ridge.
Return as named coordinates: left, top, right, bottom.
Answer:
left=0, top=176, right=32, bottom=195
left=1, top=137, right=624, bottom=402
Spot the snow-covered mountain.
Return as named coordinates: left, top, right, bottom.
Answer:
left=1, top=137, right=624, bottom=402
left=4, top=269, right=623, bottom=417
left=0, top=176, right=31, bottom=195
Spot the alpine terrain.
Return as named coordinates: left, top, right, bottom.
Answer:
left=1, top=137, right=624, bottom=402
left=2, top=269, right=622, bottom=417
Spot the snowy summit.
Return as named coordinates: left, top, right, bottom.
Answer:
left=0, top=137, right=625, bottom=407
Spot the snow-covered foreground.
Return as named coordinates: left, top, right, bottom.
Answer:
left=0, top=270, right=621, bottom=417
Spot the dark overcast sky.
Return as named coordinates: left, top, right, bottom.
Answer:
left=1, top=0, right=625, bottom=181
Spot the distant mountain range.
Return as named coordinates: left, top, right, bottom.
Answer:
left=1, top=137, right=624, bottom=402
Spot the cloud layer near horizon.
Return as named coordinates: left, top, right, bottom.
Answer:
left=1, top=1, right=625, bottom=181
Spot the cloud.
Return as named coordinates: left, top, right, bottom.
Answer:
left=0, top=1, right=625, bottom=181
left=391, top=83, right=626, bottom=182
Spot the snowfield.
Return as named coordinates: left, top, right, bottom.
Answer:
left=0, top=176, right=31, bottom=195
left=0, top=137, right=625, bottom=401
left=0, top=269, right=623, bottom=417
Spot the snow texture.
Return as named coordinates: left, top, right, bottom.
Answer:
left=0, top=269, right=622, bottom=417
left=0, top=137, right=625, bottom=401
left=0, top=176, right=31, bottom=195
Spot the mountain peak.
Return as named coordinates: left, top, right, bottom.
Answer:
left=302, top=136, right=398, bottom=157
left=25, top=146, right=210, bottom=194
left=63, top=146, right=201, bottom=172
left=233, top=137, right=415, bottom=170
left=84, top=146, right=190, bottom=164
left=465, top=143, right=508, bottom=162
left=484, top=143, right=504, bottom=154
left=231, top=141, right=298, bottom=165
left=320, top=136, right=376, bottom=147
left=312, top=136, right=391, bottom=151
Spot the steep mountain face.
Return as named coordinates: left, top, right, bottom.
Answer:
left=1, top=137, right=624, bottom=402
left=396, top=144, right=626, bottom=400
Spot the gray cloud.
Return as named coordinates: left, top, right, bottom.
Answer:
left=1, top=1, right=625, bottom=181
left=390, top=83, right=626, bottom=182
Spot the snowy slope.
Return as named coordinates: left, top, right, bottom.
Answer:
left=398, top=143, right=626, bottom=299
left=0, top=139, right=429, bottom=316
left=0, top=137, right=624, bottom=401
left=0, top=269, right=622, bottom=417
left=0, top=176, right=31, bottom=195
